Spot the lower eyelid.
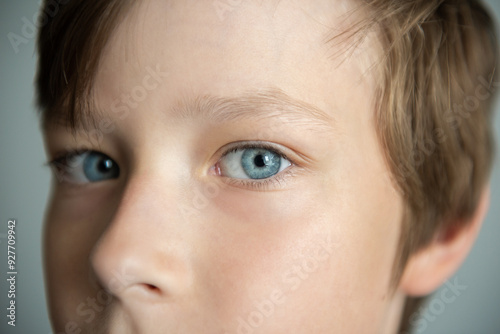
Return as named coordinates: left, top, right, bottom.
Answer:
left=220, top=166, right=296, bottom=191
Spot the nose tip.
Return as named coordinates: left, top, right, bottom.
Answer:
left=90, top=221, right=193, bottom=305
left=90, top=222, right=196, bottom=306
left=91, top=247, right=161, bottom=299
left=93, top=246, right=196, bottom=311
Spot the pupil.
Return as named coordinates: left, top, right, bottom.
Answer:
left=98, top=159, right=113, bottom=172
left=254, top=154, right=266, bottom=167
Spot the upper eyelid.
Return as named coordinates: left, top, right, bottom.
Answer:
left=48, top=141, right=293, bottom=163
left=218, top=141, right=294, bottom=163
left=48, top=142, right=295, bottom=176
left=47, top=149, right=91, bottom=167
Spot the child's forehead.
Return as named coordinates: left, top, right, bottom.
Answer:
left=97, top=0, right=365, bottom=79
left=86, top=0, right=378, bottom=132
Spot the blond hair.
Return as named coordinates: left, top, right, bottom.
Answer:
left=354, top=0, right=498, bottom=330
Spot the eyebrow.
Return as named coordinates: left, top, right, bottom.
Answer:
left=172, top=87, right=335, bottom=131
left=45, top=87, right=335, bottom=133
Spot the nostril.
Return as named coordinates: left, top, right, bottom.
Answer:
left=138, top=283, right=163, bottom=297
left=145, top=284, right=160, bottom=292
left=125, top=283, right=163, bottom=300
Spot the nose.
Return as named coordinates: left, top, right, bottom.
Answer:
left=90, top=175, right=193, bottom=303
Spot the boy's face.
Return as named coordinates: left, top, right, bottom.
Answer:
left=43, top=0, right=406, bottom=333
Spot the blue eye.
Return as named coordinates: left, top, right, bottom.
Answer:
left=51, top=151, right=120, bottom=184
left=218, top=145, right=291, bottom=180
left=241, top=148, right=281, bottom=179
left=82, top=152, right=120, bottom=182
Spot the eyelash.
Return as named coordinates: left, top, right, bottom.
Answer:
left=216, top=142, right=296, bottom=191
left=47, top=148, right=92, bottom=184
left=48, top=149, right=89, bottom=171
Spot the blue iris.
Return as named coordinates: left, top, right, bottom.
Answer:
left=82, top=152, right=120, bottom=182
left=241, top=148, right=281, bottom=179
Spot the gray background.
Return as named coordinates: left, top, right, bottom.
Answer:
left=0, top=0, right=499, bottom=333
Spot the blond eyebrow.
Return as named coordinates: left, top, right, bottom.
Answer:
left=44, top=88, right=335, bottom=133
left=172, top=88, right=335, bottom=132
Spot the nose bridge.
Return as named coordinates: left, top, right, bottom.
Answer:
left=90, top=173, right=193, bottom=299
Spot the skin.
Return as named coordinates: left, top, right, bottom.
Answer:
left=43, top=0, right=408, bottom=333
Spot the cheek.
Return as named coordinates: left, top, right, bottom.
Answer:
left=194, top=174, right=400, bottom=331
left=43, top=188, right=119, bottom=328
left=189, top=181, right=335, bottom=319
left=304, top=176, right=401, bottom=331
